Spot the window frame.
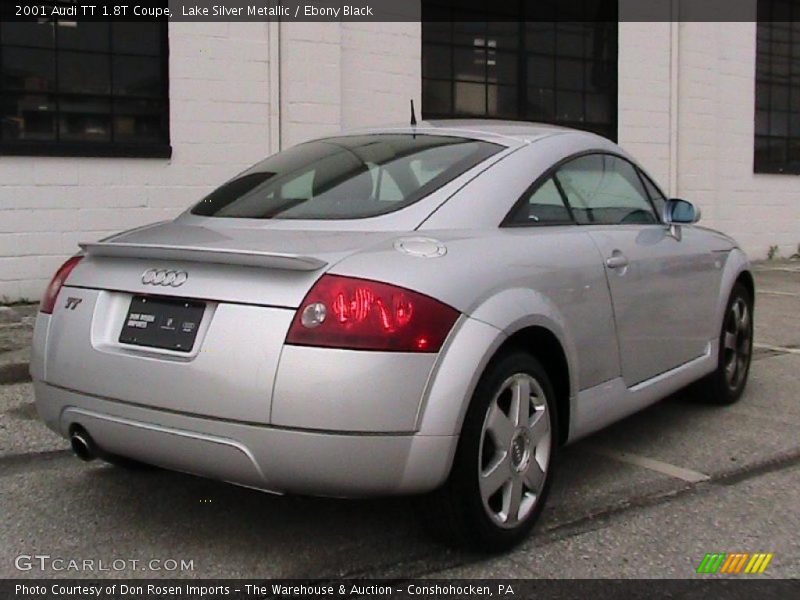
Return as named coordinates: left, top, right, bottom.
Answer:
left=0, top=21, right=171, bottom=159
left=753, top=1, right=800, bottom=174
left=501, top=150, right=662, bottom=228
left=421, top=10, right=619, bottom=141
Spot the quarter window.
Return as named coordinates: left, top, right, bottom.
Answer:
left=0, top=20, right=170, bottom=157
left=507, top=176, right=572, bottom=225
left=555, top=154, right=658, bottom=225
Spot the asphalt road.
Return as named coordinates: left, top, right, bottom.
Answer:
left=0, top=263, right=798, bottom=580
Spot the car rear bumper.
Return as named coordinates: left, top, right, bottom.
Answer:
left=34, top=380, right=457, bottom=497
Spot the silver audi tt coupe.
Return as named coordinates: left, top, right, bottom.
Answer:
left=32, top=121, right=754, bottom=550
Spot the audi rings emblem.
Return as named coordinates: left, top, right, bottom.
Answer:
left=141, top=269, right=189, bottom=287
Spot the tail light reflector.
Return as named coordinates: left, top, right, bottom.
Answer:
left=286, top=275, right=459, bottom=352
left=40, top=256, right=83, bottom=314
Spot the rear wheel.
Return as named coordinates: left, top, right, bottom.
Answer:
left=421, top=351, right=557, bottom=551
left=695, top=282, right=753, bottom=404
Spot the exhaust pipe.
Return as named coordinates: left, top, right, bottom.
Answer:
left=69, top=427, right=96, bottom=462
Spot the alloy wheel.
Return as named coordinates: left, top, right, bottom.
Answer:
left=723, top=297, right=752, bottom=391
left=478, top=373, right=551, bottom=528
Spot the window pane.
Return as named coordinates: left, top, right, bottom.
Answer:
left=192, top=134, right=503, bottom=220
left=422, top=44, right=452, bottom=79
left=114, top=99, right=166, bottom=143
left=1, top=22, right=54, bottom=47
left=58, top=96, right=111, bottom=142
left=509, top=177, right=571, bottom=224
left=421, top=18, right=451, bottom=44
left=526, top=87, right=555, bottom=119
left=2, top=47, right=55, bottom=92
left=455, top=81, right=486, bottom=115
left=487, top=85, right=518, bottom=118
left=556, top=90, right=583, bottom=122
left=113, top=55, right=162, bottom=97
left=557, top=154, right=657, bottom=225
left=527, top=55, right=554, bottom=88
left=586, top=93, right=610, bottom=124
left=487, top=50, right=517, bottom=84
left=56, top=22, right=109, bottom=52
left=453, top=47, right=486, bottom=82
left=58, top=51, right=110, bottom=95
left=453, top=21, right=486, bottom=47
left=556, top=58, right=584, bottom=90
left=556, top=23, right=585, bottom=58
left=111, top=23, right=162, bottom=55
left=1, top=93, right=56, bottom=141
left=422, top=79, right=452, bottom=115
left=487, top=22, right=520, bottom=50
left=525, top=23, right=555, bottom=54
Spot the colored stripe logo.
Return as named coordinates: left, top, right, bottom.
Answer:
left=696, top=553, right=773, bottom=574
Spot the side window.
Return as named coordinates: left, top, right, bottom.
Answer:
left=639, top=171, right=667, bottom=220
left=507, top=177, right=572, bottom=225
left=556, top=154, right=658, bottom=225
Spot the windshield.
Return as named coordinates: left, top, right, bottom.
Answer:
left=191, top=134, right=503, bottom=219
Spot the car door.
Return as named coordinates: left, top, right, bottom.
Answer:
left=554, top=153, right=719, bottom=387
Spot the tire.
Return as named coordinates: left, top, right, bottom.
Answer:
left=694, top=282, right=754, bottom=405
left=421, top=351, right=557, bottom=552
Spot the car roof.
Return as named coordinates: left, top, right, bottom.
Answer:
left=337, top=119, right=605, bottom=148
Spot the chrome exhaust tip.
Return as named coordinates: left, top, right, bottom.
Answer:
left=69, top=428, right=96, bottom=462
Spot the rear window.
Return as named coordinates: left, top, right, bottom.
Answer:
left=191, top=134, right=502, bottom=219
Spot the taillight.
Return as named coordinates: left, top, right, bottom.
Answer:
left=40, top=256, right=83, bottom=314
left=286, top=275, right=459, bottom=352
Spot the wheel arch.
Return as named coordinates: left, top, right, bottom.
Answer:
left=494, top=326, right=572, bottom=446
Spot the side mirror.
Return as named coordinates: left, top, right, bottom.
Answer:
left=665, top=198, right=701, bottom=224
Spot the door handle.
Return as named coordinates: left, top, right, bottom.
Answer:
left=605, top=251, right=629, bottom=269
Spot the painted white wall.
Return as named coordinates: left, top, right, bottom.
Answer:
left=0, top=21, right=420, bottom=301
left=618, top=13, right=800, bottom=259
left=1, top=16, right=797, bottom=301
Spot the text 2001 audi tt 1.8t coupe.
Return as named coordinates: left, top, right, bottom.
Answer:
left=32, top=121, right=754, bottom=550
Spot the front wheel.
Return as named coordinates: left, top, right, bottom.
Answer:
left=695, top=282, right=754, bottom=404
left=421, top=351, right=557, bottom=551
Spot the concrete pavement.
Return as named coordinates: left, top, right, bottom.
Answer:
left=0, top=261, right=798, bottom=579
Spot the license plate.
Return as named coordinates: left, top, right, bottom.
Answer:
left=119, top=295, right=205, bottom=353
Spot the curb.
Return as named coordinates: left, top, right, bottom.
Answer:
left=0, top=362, right=30, bottom=385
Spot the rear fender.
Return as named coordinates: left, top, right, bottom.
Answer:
left=417, top=288, right=577, bottom=438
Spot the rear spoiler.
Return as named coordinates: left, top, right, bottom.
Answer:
left=79, top=242, right=328, bottom=272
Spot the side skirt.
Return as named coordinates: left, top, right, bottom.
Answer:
left=567, top=341, right=718, bottom=443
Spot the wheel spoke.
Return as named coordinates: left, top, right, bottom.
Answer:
left=738, top=304, right=751, bottom=335
left=724, top=331, right=737, bottom=351
left=512, top=377, right=531, bottom=427
left=731, top=301, right=741, bottom=326
left=486, top=403, right=515, bottom=447
left=505, top=477, right=523, bottom=524
left=523, top=459, right=545, bottom=492
left=528, top=409, right=548, bottom=445
left=480, top=453, right=511, bottom=498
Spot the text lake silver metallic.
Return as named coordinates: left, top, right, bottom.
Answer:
left=141, top=269, right=189, bottom=287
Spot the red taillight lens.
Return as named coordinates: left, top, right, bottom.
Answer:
left=40, top=256, right=83, bottom=314
left=286, top=275, right=459, bottom=352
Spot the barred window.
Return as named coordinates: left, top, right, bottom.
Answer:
left=755, top=0, right=800, bottom=173
left=421, top=1, right=618, bottom=140
left=0, top=20, right=170, bottom=157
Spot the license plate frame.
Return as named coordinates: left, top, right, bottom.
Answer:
left=119, top=295, right=205, bottom=353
